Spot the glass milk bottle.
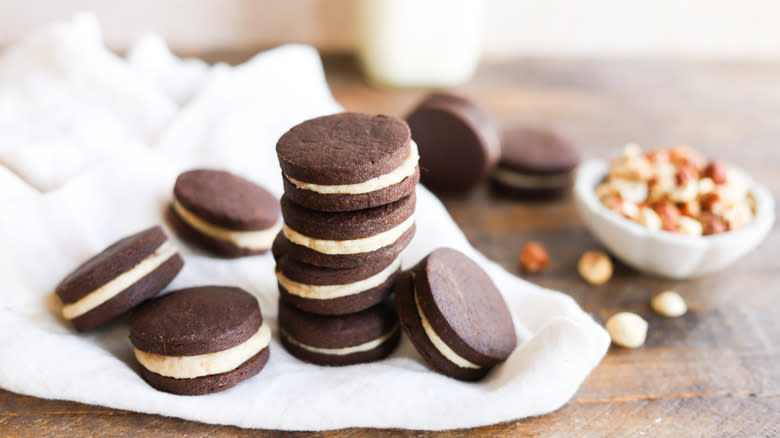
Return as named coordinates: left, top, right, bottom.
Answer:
left=356, top=0, right=483, bottom=88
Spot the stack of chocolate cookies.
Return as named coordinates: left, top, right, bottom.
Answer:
left=272, top=112, right=420, bottom=366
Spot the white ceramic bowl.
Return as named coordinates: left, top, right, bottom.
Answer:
left=574, top=159, right=775, bottom=279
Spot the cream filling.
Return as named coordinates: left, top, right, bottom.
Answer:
left=282, top=215, right=414, bottom=255
left=493, top=168, right=571, bottom=189
left=173, top=199, right=281, bottom=250
left=413, top=285, right=481, bottom=369
left=285, top=141, right=420, bottom=195
left=134, top=322, right=271, bottom=379
left=281, top=325, right=399, bottom=356
left=61, top=241, right=178, bottom=320
left=276, top=256, right=401, bottom=299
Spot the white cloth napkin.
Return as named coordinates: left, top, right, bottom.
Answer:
left=0, top=14, right=610, bottom=431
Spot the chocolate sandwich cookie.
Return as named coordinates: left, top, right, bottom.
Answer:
left=277, top=112, right=420, bottom=212
left=275, top=250, right=401, bottom=315
left=279, top=193, right=415, bottom=269
left=129, top=286, right=271, bottom=395
left=492, top=126, right=581, bottom=200
left=278, top=299, right=400, bottom=366
left=168, top=169, right=281, bottom=258
left=405, top=93, right=500, bottom=193
left=55, top=226, right=183, bottom=332
left=395, top=248, right=517, bottom=381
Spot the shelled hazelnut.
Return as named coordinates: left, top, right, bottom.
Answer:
left=606, top=312, right=647, bottom=348
left=578, top=251, right=613, bottom=285
left=651, top=291, right=687, bottom=317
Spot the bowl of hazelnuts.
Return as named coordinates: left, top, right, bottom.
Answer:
left=574, top=144, right=774, bottom=279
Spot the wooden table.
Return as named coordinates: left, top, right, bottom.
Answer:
left=2, top=56, right=778, bottom=437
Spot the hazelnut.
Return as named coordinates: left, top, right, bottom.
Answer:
left=609, top=199, right=639, bottom=219
left=669, top=182, right=698, bottom=203
left=698, top=177, right=716, bottom=195
left=677, top=216, right=703, bottom=236
left=722, top=202, right=753, bottom=230
left=701, top=212, right=727, bottom=235
left=519, top=242, right=549, bottom=273
left=679, top=200, right=701, bottom=218
left=615, top=180, right=648, bottom=204
left=606, top=312, right=648, bottom=348
left=623, top=143, right=642, bottom=158
left=703, top=160, right=728, bottom=184
left=669, top=145, right=706, bottom=169
left=647, top=175, right=674, bottom=201
left=700, top=192, right=721, bottom=212
left=651, top=201, right=681, bottom=230
left=661, top=222, right=679, bottom=232
left=646, top=149, right=670, bottom=163
left=578, top=251, right=613, bottom=285
left=610, top=159, right=653, bottom=183
left=651, top=291, right=687, bottom=317
left=636, top=207, right=663, bottom=231
left=675, top=165, right=699, bottom=186
left=595, top=183, right=616, bottom=200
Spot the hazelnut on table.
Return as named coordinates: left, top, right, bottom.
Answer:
left=651, top=291, right=687, bottom=317
left=578, top=251, right=613, bottom=285
left=519, top=241, right=549, bottom=273
left=606, top=312, right=648, bottom=349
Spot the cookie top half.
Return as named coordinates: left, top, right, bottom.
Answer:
left=129, top=286, right=263, bottom=356
left=173, top=169, right=280, bottom=231
left=276, top=112, right=412, bottom=185
left=55, top=226, right=169, bottom=304
left=499, top=126, right=580, bottom=174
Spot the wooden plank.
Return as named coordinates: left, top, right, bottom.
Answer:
left=1, top=55, right=778, bottom=436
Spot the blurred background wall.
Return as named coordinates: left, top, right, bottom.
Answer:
left=0, top=0, right=778, bottom=58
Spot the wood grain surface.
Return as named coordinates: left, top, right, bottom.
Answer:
left=1, top=55, right=778, bottom=437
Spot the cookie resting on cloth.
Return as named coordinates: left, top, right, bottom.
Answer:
left=55, top=226, right=183, bottom=332
left=395, top=248, right=517, bottom=381
left=129, top=286, right=271, bottom=395
left=169, top=169, right=281, bottom=257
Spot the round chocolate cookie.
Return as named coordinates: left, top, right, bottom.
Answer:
left=405, top=93, right=500, bottom=193
left=129, top=286, right=271, bottom=395
left=492, top=126, right=581, bottom=200
left=275, top=251, right=400, bottom=315
left=278, top=298, right=400, bottom=366
left=55, top=226, right=183, bottom=332
left=169, top=169, right=281, bottom=258
left=394, top=248, right=517, bottom=381
left=277, top=112, right=419, bottom=212
left=279, top=193, right=415, bottom=269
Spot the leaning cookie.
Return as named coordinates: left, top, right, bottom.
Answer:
left=129, top=286, right=270, bottom=395
left=278, top=298, right=400, bottom=366
left=395, top=248, right=517, bottom=381
left=405, top=93, right=500, bottom=193
left=279, top=193, right=415, bottom=269
left=492, top=126, right=581, bottom=200
left=277, top=112, right=420, bottom=212
left=168, top=169, right=281, bottom=258
left=55, top=226, right=183, bottom=332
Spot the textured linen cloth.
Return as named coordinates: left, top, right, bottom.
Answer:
left=0, top=14, right=610, bottom=431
